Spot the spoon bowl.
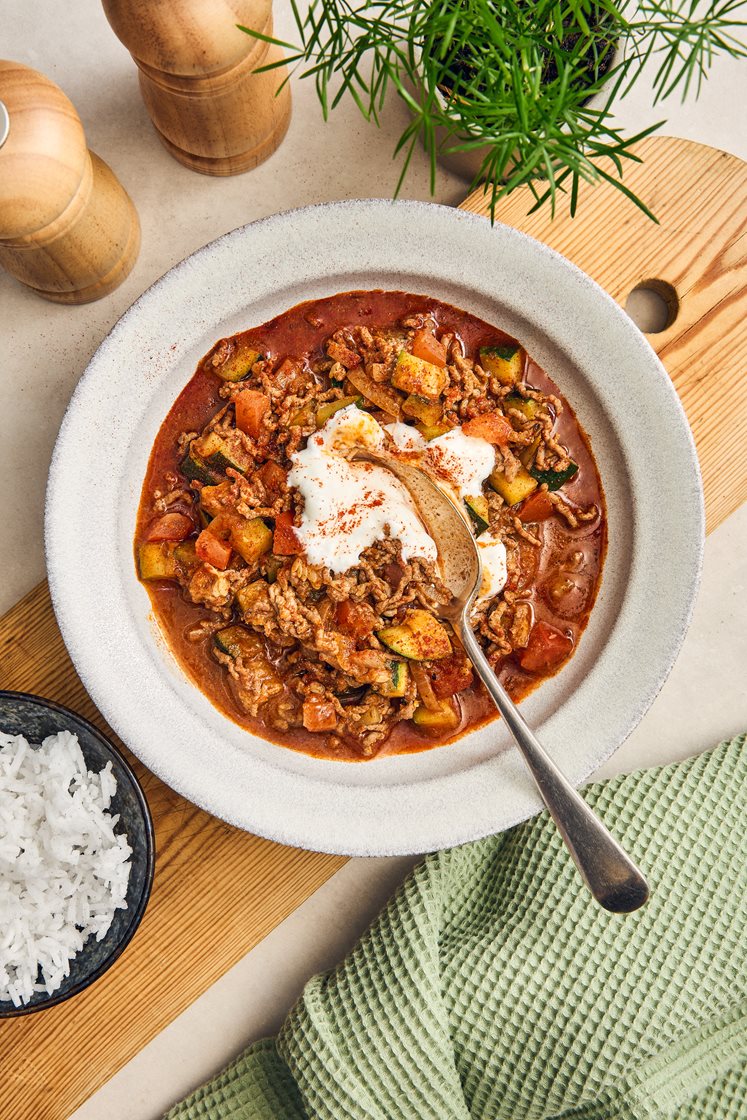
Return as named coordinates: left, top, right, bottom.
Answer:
left=355, top=450, right=482, bottom=613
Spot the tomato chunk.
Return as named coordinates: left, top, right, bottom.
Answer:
left=519, top=621, right=573, bottom=673
left=462, top=410, right=514, bottom=445
left=256, top=460, right=287, bottom=496
left=195, top=529, right=233, bottom=570
left=235, top=389, right=270, bottom=438
left=273, top=511, right=304, bottom=556
left=429, top=652, right=474, bottom=699
left=518, top=490, right=554, bottom=523
left=144, top=512, right=194, bottom=542
left=302, top=696, right=338, bottom=732
left=411, top=328, right=446, bottom=368
left=335, top=600, right=377, bottom=641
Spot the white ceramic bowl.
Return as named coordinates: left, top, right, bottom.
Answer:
left=46, top=200, right=703, bottom=856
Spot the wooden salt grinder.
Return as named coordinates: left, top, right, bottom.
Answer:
left=0, top=60, right=140, bottom=304
left=101, top=0, right=292, bottom=176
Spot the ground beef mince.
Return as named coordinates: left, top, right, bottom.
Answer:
left=135, top=291, right=606, bottom=761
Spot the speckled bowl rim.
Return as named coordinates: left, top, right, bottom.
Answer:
left=0, top=691, right=155, bottom=1017
left=45, top=199, right=704, bottom=856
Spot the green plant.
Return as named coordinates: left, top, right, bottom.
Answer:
left=241, top=0, right=745, bottom=220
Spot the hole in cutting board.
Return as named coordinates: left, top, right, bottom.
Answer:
left=624, top=280, right=679, bottom=333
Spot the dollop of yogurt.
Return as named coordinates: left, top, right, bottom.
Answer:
left=383, top=422, right=427, bottom=451
left=476, top=531, right=508, bottom=604
left=288, top=405, right=437, bottom=573
left=288, top=404, right=502, bottom=580
left=423, top=427, right=497, bottom=499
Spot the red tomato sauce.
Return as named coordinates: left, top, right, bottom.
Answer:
left=135, top=291, right=606, bottom=760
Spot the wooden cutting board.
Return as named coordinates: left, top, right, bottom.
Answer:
left=1, top=135, right=746, bottom=1120
left=462, top=135, right=747, bottom=533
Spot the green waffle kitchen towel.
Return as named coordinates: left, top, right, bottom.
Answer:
left=169, top=735, right=747, bottom=1120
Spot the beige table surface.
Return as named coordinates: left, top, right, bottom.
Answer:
left=2, top=3, right=747, bottom=1117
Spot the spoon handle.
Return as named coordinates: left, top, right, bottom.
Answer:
left=458, top=621, right=649, bottom=913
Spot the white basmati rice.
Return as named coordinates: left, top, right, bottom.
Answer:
left=0, top=728, right=132, bottom=1007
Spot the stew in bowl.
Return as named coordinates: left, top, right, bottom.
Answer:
left=135, top=289, right=606, bottom=761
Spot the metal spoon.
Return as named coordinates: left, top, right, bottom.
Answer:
left=359, top=450, right=649, bottom=913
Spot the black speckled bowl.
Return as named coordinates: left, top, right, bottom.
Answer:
left=0, top=691, right=155, bottom=1017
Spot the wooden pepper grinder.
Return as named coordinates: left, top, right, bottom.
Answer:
left=0, top=60, right=140, bottom=304
left=101, top=0, right=292, bottom=176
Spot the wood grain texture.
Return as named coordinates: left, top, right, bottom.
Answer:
left=0, top=583, right=344, bottom=1120
left=461, top=135, right=747, bottom=533
left=101, top=0, right=292, bottom=176
left=1, top=134, right=745, bottom=1120
left=0, top=61, right=140, bottom=303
